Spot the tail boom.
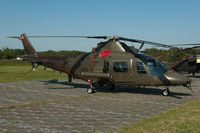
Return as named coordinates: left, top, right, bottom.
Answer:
left=19, top=33, right=37, bottom=55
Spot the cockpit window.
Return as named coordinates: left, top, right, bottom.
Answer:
left=146, top=59, right=168, bottom=75
left=136, top=62, right=146, bottom=74
left=135, top=53, right=168, bottom=75
left=113, top=62, right=128, bottom=72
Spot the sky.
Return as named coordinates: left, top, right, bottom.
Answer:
left=0, top=0, right=200, bottom=52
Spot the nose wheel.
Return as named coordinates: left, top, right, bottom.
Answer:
left=87, top=88, right=94, bottom=94
left=163, top=88, right=170, bottom=96
left=87, top=83, right=95, bottom=94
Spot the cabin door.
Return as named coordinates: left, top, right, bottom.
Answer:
left=110, top=60, right=133, bottom=83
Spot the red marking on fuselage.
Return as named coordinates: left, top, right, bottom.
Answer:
left=99, top=50, right=111, bottom=58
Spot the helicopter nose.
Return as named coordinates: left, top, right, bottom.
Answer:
left=164, top=72, right=191, bottom=86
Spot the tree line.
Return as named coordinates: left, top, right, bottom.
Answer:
left=0, top=47, right=85, bottom=60
left=143, top=47, right=200, bottom=63
left=0, top=47, right=24, bottom=59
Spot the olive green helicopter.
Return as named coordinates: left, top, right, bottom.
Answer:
left=171, top=44, right=200, bottom=76
left=8, top=33, right=192, bottom=96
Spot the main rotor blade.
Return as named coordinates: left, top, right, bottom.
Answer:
left=173, top=43, right=200, bottom=46
left=8, top=34, right=175, bottom=48
left=8, top=35, right=108, bottom=39
left=7, top=36, right=19, bottom=38
left=172, top=43, right=200, bottom=50
left=118, top=37, right=174, bottom=48
left=182, top=46, right=200, bottom=50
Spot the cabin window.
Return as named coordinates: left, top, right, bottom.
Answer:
left=136, top=62, right=146, bottom=74
left=113, top=62, right=128, bottom=72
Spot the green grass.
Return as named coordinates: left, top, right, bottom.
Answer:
left=0, top=66, right=67, bottom=82
left=0, top=59, right=29, bottom=66
left=117, top=99, right=200, bottom=133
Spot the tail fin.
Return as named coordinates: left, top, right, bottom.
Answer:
left=18, top=33, right=37, bottom=55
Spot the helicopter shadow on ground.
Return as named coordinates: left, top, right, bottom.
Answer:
left=95, top=85, right=192, bottom=99
left=44, top=79, right=192, bottom=99
left=44, top=79, right=90, bottom=89
left=187, top=75, right=200, bottom=78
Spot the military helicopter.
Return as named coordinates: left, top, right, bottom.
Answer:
left=170, top=44, right=200, bottom=76
left=8, top=33, right=192, bottom=96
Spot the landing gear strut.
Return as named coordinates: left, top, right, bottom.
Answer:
left=87, top=83, right=95, bottom=94
left=163, top=88, right=170, bottom=96
left=68, top=75, right=72, bottom=83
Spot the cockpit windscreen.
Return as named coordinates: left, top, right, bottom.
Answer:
left=135, top=53, right=168, bottom=75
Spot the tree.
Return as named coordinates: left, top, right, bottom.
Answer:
left=2, top=47, right=13, bottom=59
left=0, top=49, right=2, bottom=59
left=13, top=49, right=24, bottom=58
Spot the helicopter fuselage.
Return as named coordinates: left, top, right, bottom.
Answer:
left=66, top=51, right=190, bottom=87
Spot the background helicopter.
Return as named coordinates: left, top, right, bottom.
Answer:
left=141, top=44, right=200, bottom=76
left=9, top=33, right=192, bottom=96
left=170, top=44, right=200, bottom=76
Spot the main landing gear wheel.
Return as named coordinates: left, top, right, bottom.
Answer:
left=163, top=88, right=170, bottom=96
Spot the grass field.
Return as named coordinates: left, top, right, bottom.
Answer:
left=0, top=66, right=67, bottom=82
left=0, top=59, right=29, bottom=66
left=117, top=99, right=200, bottom=133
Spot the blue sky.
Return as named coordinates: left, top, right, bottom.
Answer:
left=0, top=0, right=200, bottom=52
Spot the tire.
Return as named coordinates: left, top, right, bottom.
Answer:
left=87, top=88, right=93, bottom=94
left=163, top=88, right=169, bottom=96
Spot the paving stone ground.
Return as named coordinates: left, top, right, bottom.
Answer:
left=0, top=76, right=200, bottom=133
